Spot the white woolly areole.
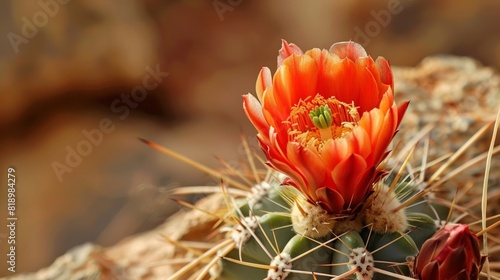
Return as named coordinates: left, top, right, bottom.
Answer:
left=247, top=182, right=272, bottom=209
left=348, top=247, right=374, bottom=280
left=230, top=215, right=260, bottom=245
left=363, top=183, right=408, bottom=233
left=331, top=214, right=364, bottom=235
left=291, top=199, right=335, bottom=238
left=265, top=252, right=292, bottom=280
left=435, top=219, right=447, bottom=230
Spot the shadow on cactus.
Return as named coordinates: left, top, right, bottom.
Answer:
left=140, top=40, right=500, bottom=280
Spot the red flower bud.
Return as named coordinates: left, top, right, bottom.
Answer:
left=415, top=223, right=485, bottom=280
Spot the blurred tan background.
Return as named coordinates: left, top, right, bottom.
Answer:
left=0, top=0, right=499, bottom=276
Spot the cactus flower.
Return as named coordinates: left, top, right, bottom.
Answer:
left=415, top=223, right=485, bottom=280
left=243, top=40, right=408, bottom=215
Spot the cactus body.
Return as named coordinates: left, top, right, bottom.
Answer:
left=214, top=180, right=444, bottom=279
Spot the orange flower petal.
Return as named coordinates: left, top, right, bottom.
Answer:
left=397, top=100, right=410, bottom=126
left=316, top=187, right=344, bottom=214
left=311, top=57, right=381, bottom=113
left=331, top=154, right=368, bottom=205
left=329, top=41, right=368, bottom=61
left=278, top=39, right=303, bottom=67
left=286, top=143, right=327, bottom=197
left=348, top=126, right=372, bottom=159
left=243, top=93, right=267, bottom=136
left=356, top=56, right=390, bottom=103
left=273, top=55, right=318, bottom=116
left=256, top=67, right=272, bottom=101
left=375, top=57, right=394, bottom=90
left=321, top=138, right=351, bottom=169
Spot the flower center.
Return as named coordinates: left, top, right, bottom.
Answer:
left=285, top=94, right=360, bottom=152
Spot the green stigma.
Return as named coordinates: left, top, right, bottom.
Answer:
left=309, top=105, right=333, bottom=129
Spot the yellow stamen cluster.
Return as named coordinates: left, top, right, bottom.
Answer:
left=285, top=94, right=360, bottom=152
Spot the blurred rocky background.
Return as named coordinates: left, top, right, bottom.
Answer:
left=0, top=0, right=499, bottom=277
